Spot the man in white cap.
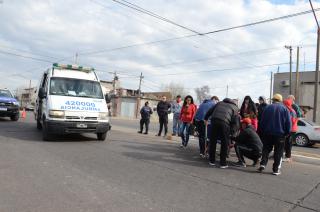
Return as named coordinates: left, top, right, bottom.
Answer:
left=258, top=93, right=291, bottom=176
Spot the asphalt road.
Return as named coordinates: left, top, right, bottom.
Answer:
left=0, top=113, right=319, bottom=212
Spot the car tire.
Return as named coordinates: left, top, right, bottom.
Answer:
left=294, top=133, right=310, bottom=147
left=42, top=120, right=51, bottom=141
left=37, top=120, right=42, bottom=130
left=10, top=114, right=19, bottom=121
left=97, top=132, right=107, bottom=141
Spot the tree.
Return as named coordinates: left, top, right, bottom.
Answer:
left=161, top=82, right=187, bottom=100
left=195, top=85, right=210, bottom=103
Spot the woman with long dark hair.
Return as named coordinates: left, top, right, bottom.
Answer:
left=179, top=95, right=197, bottom=147
left=240, top=96, right=258, bottom=130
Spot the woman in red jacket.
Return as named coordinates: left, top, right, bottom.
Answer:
left=283, top=98, right=298, bottom=162
left=179, top=95, right=197, bottom=147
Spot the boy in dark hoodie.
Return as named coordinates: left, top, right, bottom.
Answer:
left=234, top=118, right=263, bottom=167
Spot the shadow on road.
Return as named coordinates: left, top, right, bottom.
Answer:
left=0, top=119, right=99, bottom=143
left=120, top=141, right=259, bottom=174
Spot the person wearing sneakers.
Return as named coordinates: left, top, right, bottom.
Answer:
left=171, top=95, right=183, bottom=136
left=156, top=96, right=171, bottom=137
left=204, top=98, right=239, bottom=168
left=194, top=97, right=216, bottom=158
left=179, top=95, right=197, bottom=148
left=138, top=102, right=153, bottom=135
left=234, top=118, right=263, bottom=167
left=258, top=94, right=291, bottom=176
left=283, top=98, right=298, bottom=162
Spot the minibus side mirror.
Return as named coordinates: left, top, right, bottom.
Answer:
left=38, top=88, right=46, bottom=99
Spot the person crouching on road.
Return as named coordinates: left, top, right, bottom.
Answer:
left=258, top=94, right=291, bottom=176
left=194, top=97, right=216, bottom=157
left=179, top=95, right=197, bottom=148
left=234, top=118, right=263, bottom=167
left=171, top=95, right=183, bottom=136
left=156, top=96, right=171, bottom=137
left=204, top=98, right=239, bottom=169
left=283, top=98, right=298, bottom=162
left=138, top=101, right=153, bottom=135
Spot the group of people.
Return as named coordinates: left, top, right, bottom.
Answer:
left=138, top=93, right=303, bottom=176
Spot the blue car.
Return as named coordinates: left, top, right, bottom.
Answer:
left=0, top=88, right=20, bottom=121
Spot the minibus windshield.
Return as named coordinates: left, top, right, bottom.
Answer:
left=49, top=77, right=103, bottom=99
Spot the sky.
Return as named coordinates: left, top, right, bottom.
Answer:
left=0, top=0, right=320, bottom=102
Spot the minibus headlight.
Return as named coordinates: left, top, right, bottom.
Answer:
left=49, top=110, right=65, bottom=118
left=99, top=112, right=108, bottom=120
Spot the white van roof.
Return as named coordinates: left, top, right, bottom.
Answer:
left=51, top=63, right=99, bottom=81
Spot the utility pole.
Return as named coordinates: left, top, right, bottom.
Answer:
left=285, top=45, right=293, bottom=95
left=314, top=28, right=320, bottom=122
left=295, top=46, right=300, bottom=104
left=138, top=72, right=144, bottom=97
left=270, top=71, right=273, bottom=104
left=136, top=72, right=144, bottom=118
left=74, top=53, right=78, bottom=64
left=28, top=80, right=31, bottom=107
left=113, top=71, right=118, bottom=95
left=309, top=0, right=320, bottom=122
left=226, top=85, right=229, bottom=98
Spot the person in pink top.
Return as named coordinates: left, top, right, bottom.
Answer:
left=179, top=95, right=197, bottom=147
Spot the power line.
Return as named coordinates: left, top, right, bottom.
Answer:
left=309, top=0, right=320, bottom=28
left=110, top=0, right=202, bottom=35
left=0, top=49, right=54, bottom=63
left=0, top=45, right=61, bottom=60
left=150, top=62, right=290, bottom=77
left=145, top=46, right=286, bottom=70
left=81, top=4, right=320, bottom=56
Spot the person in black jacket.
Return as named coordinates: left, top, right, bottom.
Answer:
left=234, top=118, right=263, bottom=167
left=156, top=96, right=171, bottom=137
left=138, top=102, right=153, bottom=134
left=204, top=98, right=240, bottom=168
left=257, top=96, right=268, bottom=137
left=257, top=96, right=267, bottom=123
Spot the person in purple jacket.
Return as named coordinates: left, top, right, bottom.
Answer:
left=258, top=94, right=291, bottom=176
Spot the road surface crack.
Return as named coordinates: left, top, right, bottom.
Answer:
left=289, top=181, right=320, bottom=212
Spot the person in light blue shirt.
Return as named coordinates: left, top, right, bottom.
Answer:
left=171, top=95, right=183, bottom=136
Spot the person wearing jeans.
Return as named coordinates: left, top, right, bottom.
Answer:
left=179, top=95, right=197, bottom=147
left=194, top=98, right=216, bottom=157
left=172, top=95, right=182, bottom=136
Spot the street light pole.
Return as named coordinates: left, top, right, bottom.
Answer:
left=314, top=29, right=320, bottom=122
left=309, top=0, right=320, bottom=122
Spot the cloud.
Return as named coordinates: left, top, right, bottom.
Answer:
left=0, top=0, right=319, bottom=102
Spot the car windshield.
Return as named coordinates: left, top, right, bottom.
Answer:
left=0, top=89, right=13, bottom=98
left=49, top=77, right=103, bottom=99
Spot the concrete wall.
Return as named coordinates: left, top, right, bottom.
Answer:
left=273, top=71, right=320, bottom=123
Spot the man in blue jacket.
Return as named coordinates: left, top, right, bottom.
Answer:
left=258, top=94, right=291, bottom=176
left=195, top=97, right=216, bottom=157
